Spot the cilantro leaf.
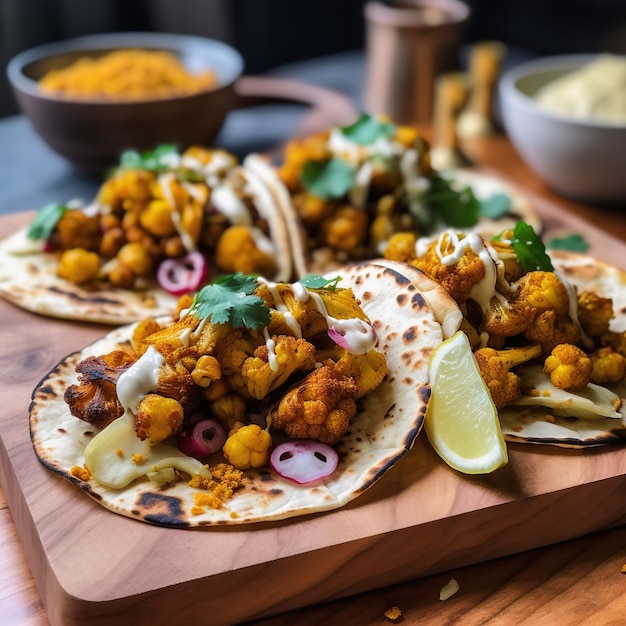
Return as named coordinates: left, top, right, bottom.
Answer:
left=420, top=177, right=480, bottom=228
left=116, top=143, right=179, bottom=173
left=27, top=202, right=67, bottom=240
left=478, top=193, right=511, bottom=219
left=340, top=113, right=396, bottom=145
left=190, top=273, right=271, bottom=329
left=547, top=233, right=590, bottom=252
left=302, top=158, right=355, bottom=200
left=298, top=274, right=341, bottom=290
left=508, top=221, right=554, bottom=272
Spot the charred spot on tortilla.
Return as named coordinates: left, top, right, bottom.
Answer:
left=402, top=327, right=419, bottom=343
left=411, top=292, right=429, bottom=310
left=48, top=285, right=124, bottom=305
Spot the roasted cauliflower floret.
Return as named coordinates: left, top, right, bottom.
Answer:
left=383, top=231, right=418, bottom=263
left=335, top=349, right=387, bottom=398
left=482, top=293, right=535, bottom=337
left=412, top=235, right=486, bottom=302
left=590, top=347, right=626, bottom=384
left=321, top=205, right=369, bottom=252
left=64, top=350, right=136, bottom=429
left=56, top=248, right=101, bottom=284
left=516, top=271, right=570, bottom=316
left=269, top=361, right=358, bottom=444
left=241, top=335, right=317, bottom=399
left=474, top=343, right=543, bottom=409
left=577, top=291, right=614, bottom=338
left=54, top=209, right=100, bottom=252
left=214, top=225, right=277, bottom=277
left=544, top=343, right=592, bottom=391
left=135, top=393, right=184, bottom=445
left=524, top=309, right=581, bottom=356
left=222, top=424, right=273, bottom=470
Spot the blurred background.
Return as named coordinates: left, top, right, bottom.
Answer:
left=2, top=0, right=626, bottom=119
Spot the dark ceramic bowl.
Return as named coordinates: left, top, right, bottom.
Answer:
left=7, top=32, right=244, bottom=172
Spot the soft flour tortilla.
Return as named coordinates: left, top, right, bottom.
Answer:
left=29, top=263, right=443, bottom=527
left=0, top=228, right=179, bottom=324
left=499, top=251, right=626, bottom=447
left=0, top=155, right=294, bottom=325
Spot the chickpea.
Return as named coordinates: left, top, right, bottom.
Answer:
left=56, top=248, right=100, bottom=284
left=99, top=226, right=126, bottom=258
left=321, top=205, right=368, bottom=251
left=107, top=262, right=135, bottom=288
left=117, top=242, right=153, bottom=277
left=191, top=355, right=222, bottom=387
left=140, top=200, right=176, bottom=237
left=163, top=235, right=185, bottom=259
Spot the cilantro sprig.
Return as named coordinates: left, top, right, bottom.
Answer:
left=27, top=202, right=67, bottom=241
left=494, top=221, right=554, bottom=273
left=340, top=113, right=396, bottom=145
left=116, top=143, right=179, bottom=173
left=546, top=233, right=590, bottom=252
left=189, top=273, right=271, bottom=329
left=298, top=274, right=340, bottom=290
left=301, top=158, right=355, bottom=200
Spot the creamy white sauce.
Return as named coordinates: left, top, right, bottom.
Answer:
left=211, top=184, right=252, bottom=225
left=263, top=327, right=279, bottom=372
left=350, top=161, right=373, bottom=208
left=116, top=345, right=164, bottom=414
left=257, top=278, right=303, bottom=338
left=158, top=173, right=197, bottom=253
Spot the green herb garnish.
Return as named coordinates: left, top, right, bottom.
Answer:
left=27, top=202, right=67, bottom=240
left=418, top=177, right=480, bottom=229
left=506, top=221, right=554, bottom=272
left=116, top=143, right=179, bottom=173
left=301, top=158, right=355, bottom=200
left=340, top=113, right=396, bottom=145
left=189, top=273, right=270, bottom=329
left=298, top=274, right=341, bottom=290
left=546, top=233, right=590, bottom=253
left=478, top=193, right=512, bottom=220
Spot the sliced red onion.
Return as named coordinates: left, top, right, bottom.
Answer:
left=270, top=440, right=339, bottom=484
left=157, top=251, right=208, bottom=296
left=177, top=419, right=227, bottom=459
left=327, top=326, right=351, bottom=351
left=327, top=320, right=377, bottom=355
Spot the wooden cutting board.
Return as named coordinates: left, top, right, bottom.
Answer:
left=0, top=201, right=625, bottom=626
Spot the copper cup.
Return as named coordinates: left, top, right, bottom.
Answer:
left=363, top=0, right=470, bottom=126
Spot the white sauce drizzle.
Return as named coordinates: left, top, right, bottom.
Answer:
left=210, top=184, right=252, bottom=225
left=116, top=345, right=164, bottom=414
left=158, top=173, right=196, bottom=253
left=350, top=161, right=373, bottom=208
left=263, top=328, right=279, bottom=372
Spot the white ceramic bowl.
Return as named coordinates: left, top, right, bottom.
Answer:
left=498, top=54, right=626, bottom=204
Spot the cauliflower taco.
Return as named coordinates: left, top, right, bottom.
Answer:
left=0, top=146, right=294, bottom=324
left=387, top=223, right=626, bottom=448
left=274, top=113, right=540, bottom=278
left=29, top=263, right=443, bottom=526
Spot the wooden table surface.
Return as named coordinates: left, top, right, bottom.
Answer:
left=1, top=132, right=626, bottom=626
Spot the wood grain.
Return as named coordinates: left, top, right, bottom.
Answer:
left=1, top=136, right=626, bottom=626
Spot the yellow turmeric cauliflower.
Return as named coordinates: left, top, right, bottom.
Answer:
left=577, top=291, right=614, bottom=338
left=223, top=424, right=273, bottom=470
left=544, top=343, right=592, bottom=391
left=241, top=335, right=317, bottom=399
left=590, top=347, right=626, bottom=385
left=269, top=361, right=358, bottom=444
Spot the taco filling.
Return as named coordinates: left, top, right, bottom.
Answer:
left=386, top=222, right=626, bottom=447
left=275, top=113, right=539, bottom=277
left=0, top=145, right=293, bottom=323
left=30, top=263, right=442, bottom=526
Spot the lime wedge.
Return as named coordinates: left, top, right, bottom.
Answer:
left=425, top=330, right=508, bottom=474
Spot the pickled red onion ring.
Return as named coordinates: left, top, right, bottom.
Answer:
left=270, top=440, right=339, bottom=484
left=177, top=419, right=227, bottom=459
left=157, top=251, right=207, bottom=296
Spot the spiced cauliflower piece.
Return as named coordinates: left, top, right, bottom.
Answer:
left=135, top=393, right=184, bottom=445
left=64, top=349, right=136, bottom=429
left=269, top=361, right=358, bottom=444
left=241, top=335, right=317, bottom=399
left=577, top=291, right=614, bottom=338
left=222, top=424, right=273, bottom=470
left=56, top=248, right=101, bottom=284
left=412, top=234, right=487, bottom=302
left=474, top=344, right=543, bottom=409
left=215, top=225, right=277, bottom=277
left=336, top=349, right=387, bottom=398
left=590, top=347, right=626, bottom=384
left=544, top=343, right=592, bottom=391
left=524, top=309, right=581, bottom=356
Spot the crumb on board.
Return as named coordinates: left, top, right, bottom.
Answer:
left=116, top=448, right=124, bottom=458
left=131, top=453, right=145, bottom=465
left=70, top=465, right=92, bottom=481
left=621, top=564, right=626, bottom=574
left=440, top=579, right=460, bottom=601
left=383, top=606, right=403, bottom=623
